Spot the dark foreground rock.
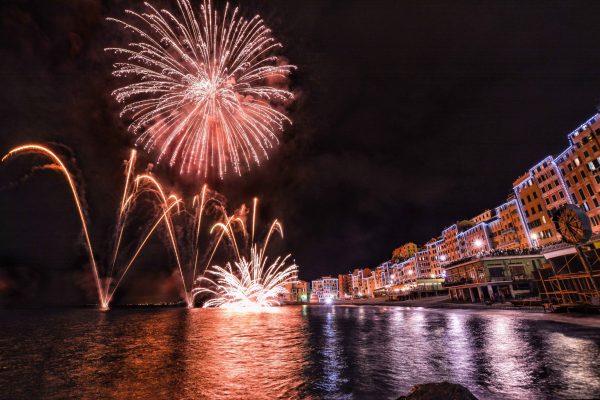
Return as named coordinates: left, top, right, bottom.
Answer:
left=397, top=381, right=478, bottom=400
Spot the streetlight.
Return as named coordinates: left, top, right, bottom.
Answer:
left=530, top=233, right=539, bottom=248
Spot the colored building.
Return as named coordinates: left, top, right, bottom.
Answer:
left=445, top=253, right=545, bottom=302
left=392, top=242, right=418, bottom=262
left=311, top=276, right=339, bottom=303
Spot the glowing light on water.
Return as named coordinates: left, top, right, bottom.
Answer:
left=107, top=0, right=295, bottom=178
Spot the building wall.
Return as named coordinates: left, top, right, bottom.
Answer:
left=392, top=242, right=418, bottom=261
left=488, top=199, right=531, bottom=250
left=555, top=115, right=600, bottom=233
left=513, top=171, right=558, bottom=247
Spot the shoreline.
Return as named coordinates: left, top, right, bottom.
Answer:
left=302, top=296, right=600, bottom=328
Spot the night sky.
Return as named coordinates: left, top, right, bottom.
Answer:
left=2, top=0, right=600, bottom=305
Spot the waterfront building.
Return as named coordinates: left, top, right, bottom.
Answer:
left=282, top=279, right=308, bottom=303
left=458, top=222, right=492, bottom=258
left=338, top=273, right=353, bottom=299
left=554, top=115, right=600, bottom=233
left=392, top=242, right=418, bottom=261
left=470, top=209, right=494, bottom=225
left=311, top=276, right=339, bottom=303
left=488, top=198, right=531, bottom=250
left=444, top=253, right=545, bottom=302
left=350, top=268, right=372, bottom=297
left=337, top=112, right=600, bottom=305
left=513, top=169, right=559, bottom=248
left=536, top=237, right=600, bottom=308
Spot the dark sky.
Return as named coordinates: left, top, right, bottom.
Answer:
left=2, top=0, right=600, bottom=305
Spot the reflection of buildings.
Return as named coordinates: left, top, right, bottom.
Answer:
left=328, top=112, right=600, bottom=305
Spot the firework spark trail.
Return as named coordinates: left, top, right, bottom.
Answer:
left=1, top=143, right=214, bottom=308
left=106, top=197, right=183, bottom=304
left=193, top=202, right=298, bottom=310
left=1, top=145, right=107, bottom=307
left=108, top=149, right=137, bottom=290
left=107, top=0, right=295, bottom=178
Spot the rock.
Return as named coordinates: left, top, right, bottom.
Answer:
left=397, top=381, right=478, bottom=400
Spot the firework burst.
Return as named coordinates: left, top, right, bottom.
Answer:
left=193, top=202, right=298, bottom=310
left=107, top=0, right=295, bottom=178
left=194, top=245, right=297, bottom=310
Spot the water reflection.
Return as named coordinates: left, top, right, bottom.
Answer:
left=1, top=307, right=599, bottom=399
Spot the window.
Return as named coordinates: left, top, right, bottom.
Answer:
left=545, top=198, right=550, bottom=205
left=561, top=168, right=566, bottom=176
left=587, top=184, right=594, bottom=197
left=566, top=179, right=571, bottom=188
left=555, top=179, right=559, bottom=187
left=584, top=150, right=590, bottom=158
left=594, top=198, right=599, bottom=208
left=527, top=195, right=532, bottom=202
left=525, top=210, right=529, bottom=218
left=559, top=191, right=565, bottom=198
left=537, top=204, right=542, bottom=212
left=552, top=194, right=557, bottom=202
left=579, top=188, right=586, bottom=201
left=575, top=157, right=581, bottom=167
left=596, top=176, right=600, bottom=185
left=574, top=175, right=579, bottom=184
left=531, top=207, right=536, bottom=215
left=568, top=163, right=573, bottom=172
left=533, top=192, right=538, bottom=199
left=581, top=170, right=586, bottom=178
left=584, top=202, right=590, bottom=211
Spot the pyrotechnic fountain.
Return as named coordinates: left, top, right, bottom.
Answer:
left=1, top=144, right=229, bottom=308
left=0, top=0, right=298, bottom=310
left=193, top=199, right=298, bottom=310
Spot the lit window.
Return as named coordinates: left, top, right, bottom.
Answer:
left=575, top=157, right=581, bottom=166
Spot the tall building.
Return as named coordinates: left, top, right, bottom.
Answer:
left=311, top=276, right=339, bottom=303
left=338, top=273, right=353, bottom=299
left=337, top=111, right=600, bottom=303
left=283, top=280, right=308, bottom=302
left=392, top=242, right=418, bottom=261
left=555, top=115, right=600, bottom=232
left=488, top=198, right=531, bottom=250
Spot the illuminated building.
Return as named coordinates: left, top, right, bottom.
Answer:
left=392, top=242, right=418, bottom=261
left=338, top=273, right=353, bottom=299
left=335, top=112, right=600, bottom=303
left=536, top=238, right=600, bottom=308
left=554, top=115, right=600, bottom=232
left=350, top=268, right=372, bottom=297
left=445, top=253, right=546, bottom=302
left=470, top=209, right=494, bottom=225
left=488, top=198, right=531, bottom=250
left=310, top=276, right=339, bottom=303
left=282, top=279, right=308, bottom=303
left=513, top=157, right=567, bottom=247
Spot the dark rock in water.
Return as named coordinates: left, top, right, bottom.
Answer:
left=397, top=382, right=478, bottom=400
